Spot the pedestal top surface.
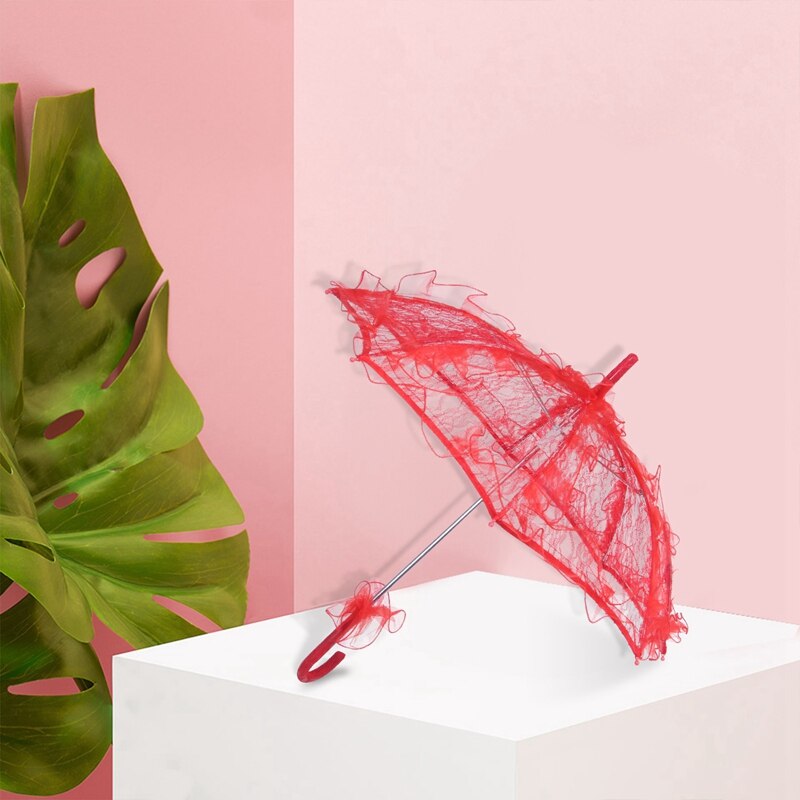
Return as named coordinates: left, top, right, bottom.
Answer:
left=116, top=572, right=800, bottom=741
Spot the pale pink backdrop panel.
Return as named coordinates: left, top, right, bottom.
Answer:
left=295, top=1, right=800, bottom=622
left=0, top=1, right=292, bottom=798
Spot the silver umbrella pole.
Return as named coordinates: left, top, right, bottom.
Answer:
left=372, top=496, right=486, bottom=602
left=372, top=448, right=540, bottom=602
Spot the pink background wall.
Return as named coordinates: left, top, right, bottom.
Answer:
left=0, top=1, right=293, bottom=797
left=294, top=0, right=800, bottom=622
left=1, top=1, right=799, bottom=798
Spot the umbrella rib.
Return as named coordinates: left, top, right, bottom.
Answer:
left=494, top=409, right=614, bottom=565
left=367, top=307, right=552, bottom=496
left=381, top=303, right=545, bottom=459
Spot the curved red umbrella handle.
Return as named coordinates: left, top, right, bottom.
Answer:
left=297, top=615, right=358, bottom=683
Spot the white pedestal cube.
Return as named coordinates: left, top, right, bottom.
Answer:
left=114, top=572, right=800, bottom=799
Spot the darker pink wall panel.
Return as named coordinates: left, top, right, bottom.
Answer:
left=0, top=1, right=293, bottom=798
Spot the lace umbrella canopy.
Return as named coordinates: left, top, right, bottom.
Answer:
left=297, top=272, right=686, bottom=682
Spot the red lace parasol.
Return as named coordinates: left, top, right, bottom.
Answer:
left=297, top=272, right=686, bottom=682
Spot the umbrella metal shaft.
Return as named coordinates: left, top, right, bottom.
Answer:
left=372, top=496, right=485, bottom=602
left=372, top=452, right=538, bottom=603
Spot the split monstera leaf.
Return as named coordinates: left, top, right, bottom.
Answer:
left=0, top=84, right=249, bottom=795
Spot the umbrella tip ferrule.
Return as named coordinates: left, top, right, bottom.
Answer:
left=595, top=353, right=638, bottom=397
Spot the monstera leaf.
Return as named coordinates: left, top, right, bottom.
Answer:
left=0, top=594, right=112, bottom=796
left=0, top=84, right=249, bottom=795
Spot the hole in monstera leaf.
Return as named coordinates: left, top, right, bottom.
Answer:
left=8, top=677, right=93, bottom=696
left=0, top=581, right=27, bottom=612
left=154, top=596, right=222, bottom=634
left=58, top=219, right=86, bottom=247
left=102, top=282, right=162, bottom=389
left=75, top=246, right=127, bottom=308
left=0, top=450, right=11, bottom=473
left=6, top=539, right=55, bottom=562
left=43, top=409, right=85, bottom=439
left=53, top=492, right=79, bottom=510
left=145, top=526, right=240, bottom=543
